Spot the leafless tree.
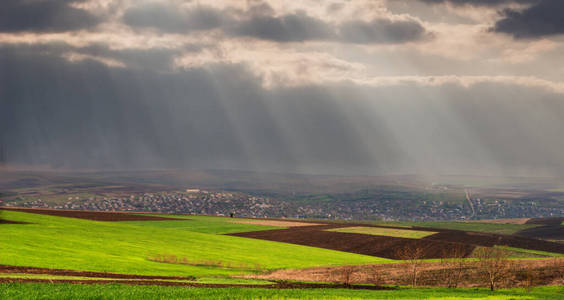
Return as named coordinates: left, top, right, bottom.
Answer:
left=341, top=266, right=355, bottom=286
left=367, top=266, right=384, bottom=286
left=440, top=245, right=467, bottom=288
left=397, top=244, right=427, bottom=287
left=474, top=247, right=511, bottom=291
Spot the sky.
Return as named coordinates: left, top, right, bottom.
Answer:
left=2, top=0, right=564, bottom=176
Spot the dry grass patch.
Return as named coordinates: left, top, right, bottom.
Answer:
left=327, top=226, right=437, bottom=239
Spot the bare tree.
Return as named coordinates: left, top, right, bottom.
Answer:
left=367, top=266, right=384, bottom=286
left=397, top=244, right=427, bottom=287
left=440, top=245, right=467, bottom=288
left=474, top=247, right=511, bottom=291
left=337, top=266, right=355, bottom=286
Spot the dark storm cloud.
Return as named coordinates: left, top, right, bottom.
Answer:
left=493, top=0, right=564, bottom=38
left=228, top=12, right=336, bottom=42
left=419, top=0, right=533, bottom=6
left=230, top=14, right=428, bottom=44
left=338, top=18, right=427, bottom=44
left=0, top=43, right=399, bottom=173
left=122, top=3, right=427, bottom=44
left=0, top=0, right=101, bottom=32
left=123, top=3, right=224, bottom=33
left=420, top=0, right=564, bottom=39
left=3, top=42, right=564, bottom=175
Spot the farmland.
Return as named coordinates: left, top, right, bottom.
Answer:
left=1, top=207, right=564, bottom=299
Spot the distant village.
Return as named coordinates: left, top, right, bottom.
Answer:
left=4, top=188, right=563, bottom=221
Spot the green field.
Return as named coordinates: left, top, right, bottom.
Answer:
left=0, top=210, right=391, bottom=281
left=327, top=227, right=437, bottom=239
left=493, top=246, right=564, bottom=258
left=1, top=283, right=563, bottom=300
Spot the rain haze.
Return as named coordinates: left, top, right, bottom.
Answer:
left=2, top=0, right=564, bottom=177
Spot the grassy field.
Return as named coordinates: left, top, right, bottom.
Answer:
left=327, top=227, right=437, bottom=239
left=1, top=283, right=563, bottom=300
left=0, top=210, right=391, bottom=280
left=494, top=246, right=564, bottom=258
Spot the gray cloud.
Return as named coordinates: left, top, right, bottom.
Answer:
left=338, top=18, right=428, bottom=44
left=228, top=12, right=336, bottom=42
left=123, top=3, right=224, bottom=33
left=122, top=3, right=427, bottom=44
left=419, top=0, right=533, bottom=6
left=3, top=43, right=564, bottom=176
left=420, top=0, right=564, bottom=39
left=0, top=0, right=101, bottom=33
left=493, top=0, right=564, bottom=38
left=230, top=14, right=428, bottom=44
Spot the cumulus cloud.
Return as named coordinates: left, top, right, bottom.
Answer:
left=0, top=0, right=101, bottom=32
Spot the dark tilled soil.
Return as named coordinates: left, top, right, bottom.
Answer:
left=0, top=278, right=394, bottom=290
left=229, top=225, right=475, bottom=260
left=0, top=265, right=195, bottom=280
left=515, top=225, right=564, bottom=240
left=525, top=217, right=564, bottom=225
left=230, top=223, right=564, bottom=259
left=0, top=207, right=181, bottom=222
left=423, top=230, right=564, bottom=254
left=0, top=220, right=29, bottom=224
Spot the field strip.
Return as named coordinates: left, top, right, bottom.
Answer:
left=326, top=227, right=438, bottom=239
left=229, top=220, right=323, bottom=227
left=0, top=277, right=393, bottom=290
left=469, top=218, right=530, bottom=225
left=0, top=207, right=182, bottom=221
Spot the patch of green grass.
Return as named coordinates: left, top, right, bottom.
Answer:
left=0, top=210, right=391, bottom=278
left=1, top=283, right=563, bottom=300
left=124, top=215, right=283, bottom=234
left=494, top=246, right=564, bottom=258
left=327, top=227, right=437, bottom=239
left=368, top=221, right=538, bottom=235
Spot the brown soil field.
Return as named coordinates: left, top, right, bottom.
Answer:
left=470, top=218, right=530, bottom=224
left=423, top=230, right=564, bottom=254
left=229, top=224, right=475, bottom=259
left=229, top=220, right=323, bottom=227
left=230, top=222, right=564, bottom=259
left=516, top=225, right=564, bottom=241
left=526, top=217, right=564, bottom=225
left=0, top=207, right=181, bottom=221
left=251, top=258, right=564, bottom=288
